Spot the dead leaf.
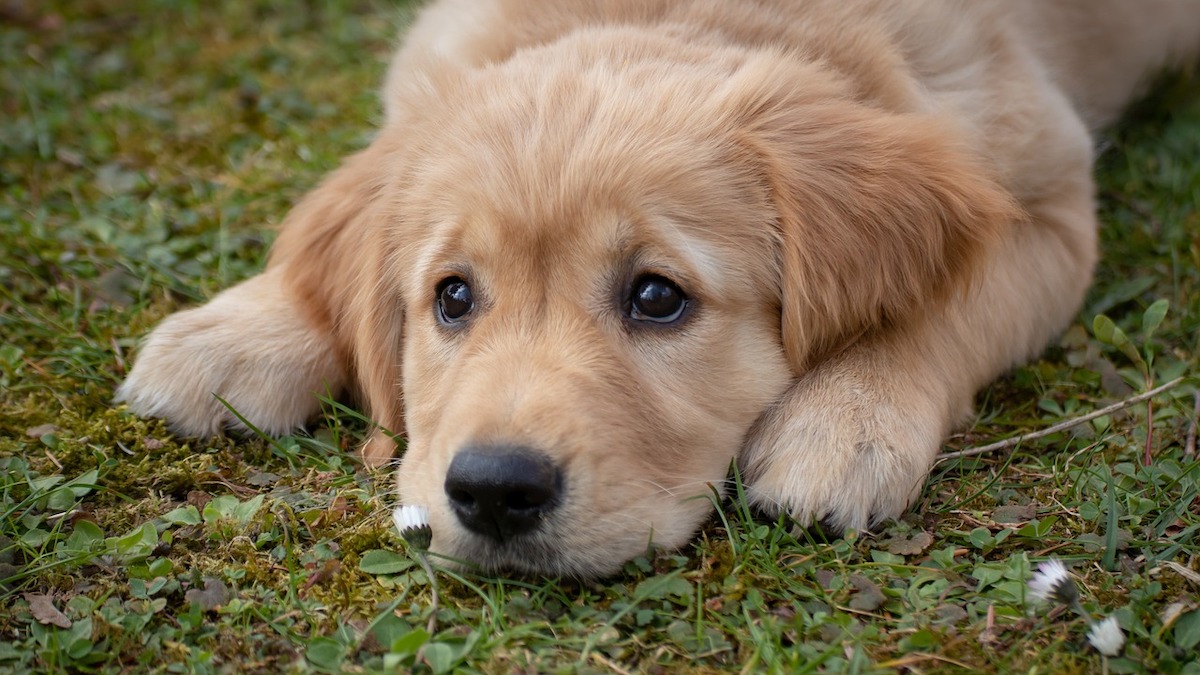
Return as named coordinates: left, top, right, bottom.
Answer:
left=770, top=605, right=796, bottom=621
left=815, top=569, right=836, bottom=589
left=25, top=424, right=61, bottom=439
left=935, top=604, right=969, bottom=625
left=1157, top=561, right=1200, bottom=587
left=143, top=437, right=165, bottom=451
left=245, top=471, right=280, bottom=487
left=185, top=577, right=230, bottom=611
left=186, top=490, right=212, bottom=510
left=320, top=496, right=357, bottom=525
left=848, top=574, right=885, bottom=612
left=993, top=504, right=1036, bottom=523
left=26, top=593, right=71, bottom=628
left=1161, top=601, right=1197, bottom=628
left=55, top=148, right=84, bottom=167
left=884, top=531, right=934, bottom=556
left=302, top=560, right=341, bottom=593
left=68, top=508, right=98, bottom=527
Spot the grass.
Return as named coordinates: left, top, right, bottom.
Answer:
left=2, top=1, right=1198, bottom=672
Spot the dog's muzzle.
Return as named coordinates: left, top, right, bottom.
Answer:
left=443, top=444, right=563, bottom=542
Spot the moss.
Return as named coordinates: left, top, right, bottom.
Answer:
left=3, top=0, right=1198, bottom=671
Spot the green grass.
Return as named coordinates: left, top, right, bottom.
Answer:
left=2, top=1, right=1199, bottom=672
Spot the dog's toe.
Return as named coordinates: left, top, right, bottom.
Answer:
left=738, top=356, right=948, bottom=534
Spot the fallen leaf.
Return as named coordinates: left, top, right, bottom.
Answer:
left=1158, top=561, right=1200, bottom=586
left=814, top=569, right=836, bottom=589
left=26, top=593, right=71, bottom=628
left=1161, top=601, right=1197, bottom=627
left=770, top=605, right=796, bottom=621
left=993, top=504, right=1036, bottom=523
left=185, top=577, right=230, bottom=611
left=322, top=496, right=357, bottom=523
left=68, top=508, right=98, bottom=527
left=885, top=531, right=934, bottom=556
left=935, top=604, right=969, bottom=625
left=186, top=490, right=212, bottom=511
left=303, top=559, right=341, bottom=593
left=55, top=148, right=84, bottom=167
left=848, top=575, right=885, bottom=612
left=245, top=471, right=280, bottom=487
left=94, top=163, right=144, bottom=195
left=26, top=424, right=61, bottom=438
left=87, top=267, right=137, bottom=309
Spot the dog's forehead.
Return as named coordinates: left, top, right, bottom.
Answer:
left=388, top=50, right=792, bottom=310
left=404, top=54, right=772, bottom=222
left=410, top=206, right=724, bottom=299
left=403, top=170, right=773, bottom=312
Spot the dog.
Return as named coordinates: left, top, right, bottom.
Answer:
left=116, top=0, right=1200, bottom=577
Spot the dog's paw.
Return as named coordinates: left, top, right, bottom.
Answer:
left=115, top=270, right=346, bottom=439
left=739, top=351, right=953, bottom=532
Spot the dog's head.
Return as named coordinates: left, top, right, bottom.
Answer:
left=280, top=34, right=1013, bottom=576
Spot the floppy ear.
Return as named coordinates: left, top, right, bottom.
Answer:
left=722, top=57, right=1019, bottom=372
left=268, top=137, right=408, bottom=467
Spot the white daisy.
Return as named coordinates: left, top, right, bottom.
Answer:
left=393, top=504, right=432, bottom=549
left=1027, top=558, right=1078, bottom=605
left=1087, top=615, right=1125, bottom=656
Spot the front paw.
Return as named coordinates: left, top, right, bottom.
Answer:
left=115, top=269, right=346, bottom=438
left=739, top=355, right=952, bottom=532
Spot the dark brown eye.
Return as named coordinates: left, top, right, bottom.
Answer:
left=630, top=275, right=687, bottom=324
left=437, top=277, right=473, bottom=324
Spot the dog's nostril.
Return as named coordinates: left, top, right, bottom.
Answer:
left=444, top=445, right=563, bottom=542
left=447, top=488, right=476, bottom=507
left=505, top=489, right=549, bottom=511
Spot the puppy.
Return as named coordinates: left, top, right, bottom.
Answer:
left=117, top=0, right=1200, bottom=576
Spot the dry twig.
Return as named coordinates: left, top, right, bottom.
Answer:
left=1186, top=390, right=1199, bottom=457
left=936, top=377, right=1185, bottom=462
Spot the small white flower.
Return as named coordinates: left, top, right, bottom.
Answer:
left=1028, top=558, right=1078, bottom=605
left=1087, top=615, right=1125, bottom=656
left=393, top=505, right=432, bottom=549
left=393, top=504, right=429, bottom=532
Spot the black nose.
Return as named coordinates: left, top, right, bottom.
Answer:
left=444, top=445, right=563, bottom=541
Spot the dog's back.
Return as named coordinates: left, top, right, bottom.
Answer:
left=1013, top=0, right=1200, bottom=129
left=387, top=1, right=1200, bottom=130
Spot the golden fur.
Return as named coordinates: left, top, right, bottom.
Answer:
left=117, top=0, right=1200, bottom=576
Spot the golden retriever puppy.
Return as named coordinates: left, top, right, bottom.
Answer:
left=116, top=0, right=1200, bottom=576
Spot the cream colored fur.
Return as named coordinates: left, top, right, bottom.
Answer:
left=117, top=0, right=1200, bottom=576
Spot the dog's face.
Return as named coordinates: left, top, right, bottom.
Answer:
left=331, top=37, right=1011, bottom=576
left=396, top=169, right=793, bottom=575
left=385, top=44, right=794, bottom=576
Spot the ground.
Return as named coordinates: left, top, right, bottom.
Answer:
left=2, top=1, right=1199, bottom=672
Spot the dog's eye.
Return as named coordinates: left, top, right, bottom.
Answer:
left=437, top=277, right=474, bottom=324
left=629, top=275, right=687, bottom=324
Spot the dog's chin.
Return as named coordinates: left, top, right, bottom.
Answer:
left=432, top=534, right=634, bottom=579
left=419, top=529, right=632, bottom=579
left=424, top=506, right=713, bottom=579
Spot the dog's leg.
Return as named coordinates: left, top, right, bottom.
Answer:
left=740, top=111, right=1101, bottom=531
left=117, top=138, right=399, bottom=454
left=115, top=265, right=348, bottom=438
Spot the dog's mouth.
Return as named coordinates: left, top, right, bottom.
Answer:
left=441, top=531, right=626, bottom=579
left=418, top=484, right=725, bottom=578
left=395, top=444, right=722, bottom=578
left=412, top=445, right=580, bottom=576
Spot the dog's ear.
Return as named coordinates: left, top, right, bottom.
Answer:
left=269, top=137, right=407, bottom=467
left=719, top=57, right=1018, bottom=372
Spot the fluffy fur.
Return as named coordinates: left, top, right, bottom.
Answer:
left=116, top=0, right=1200, bottom=576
